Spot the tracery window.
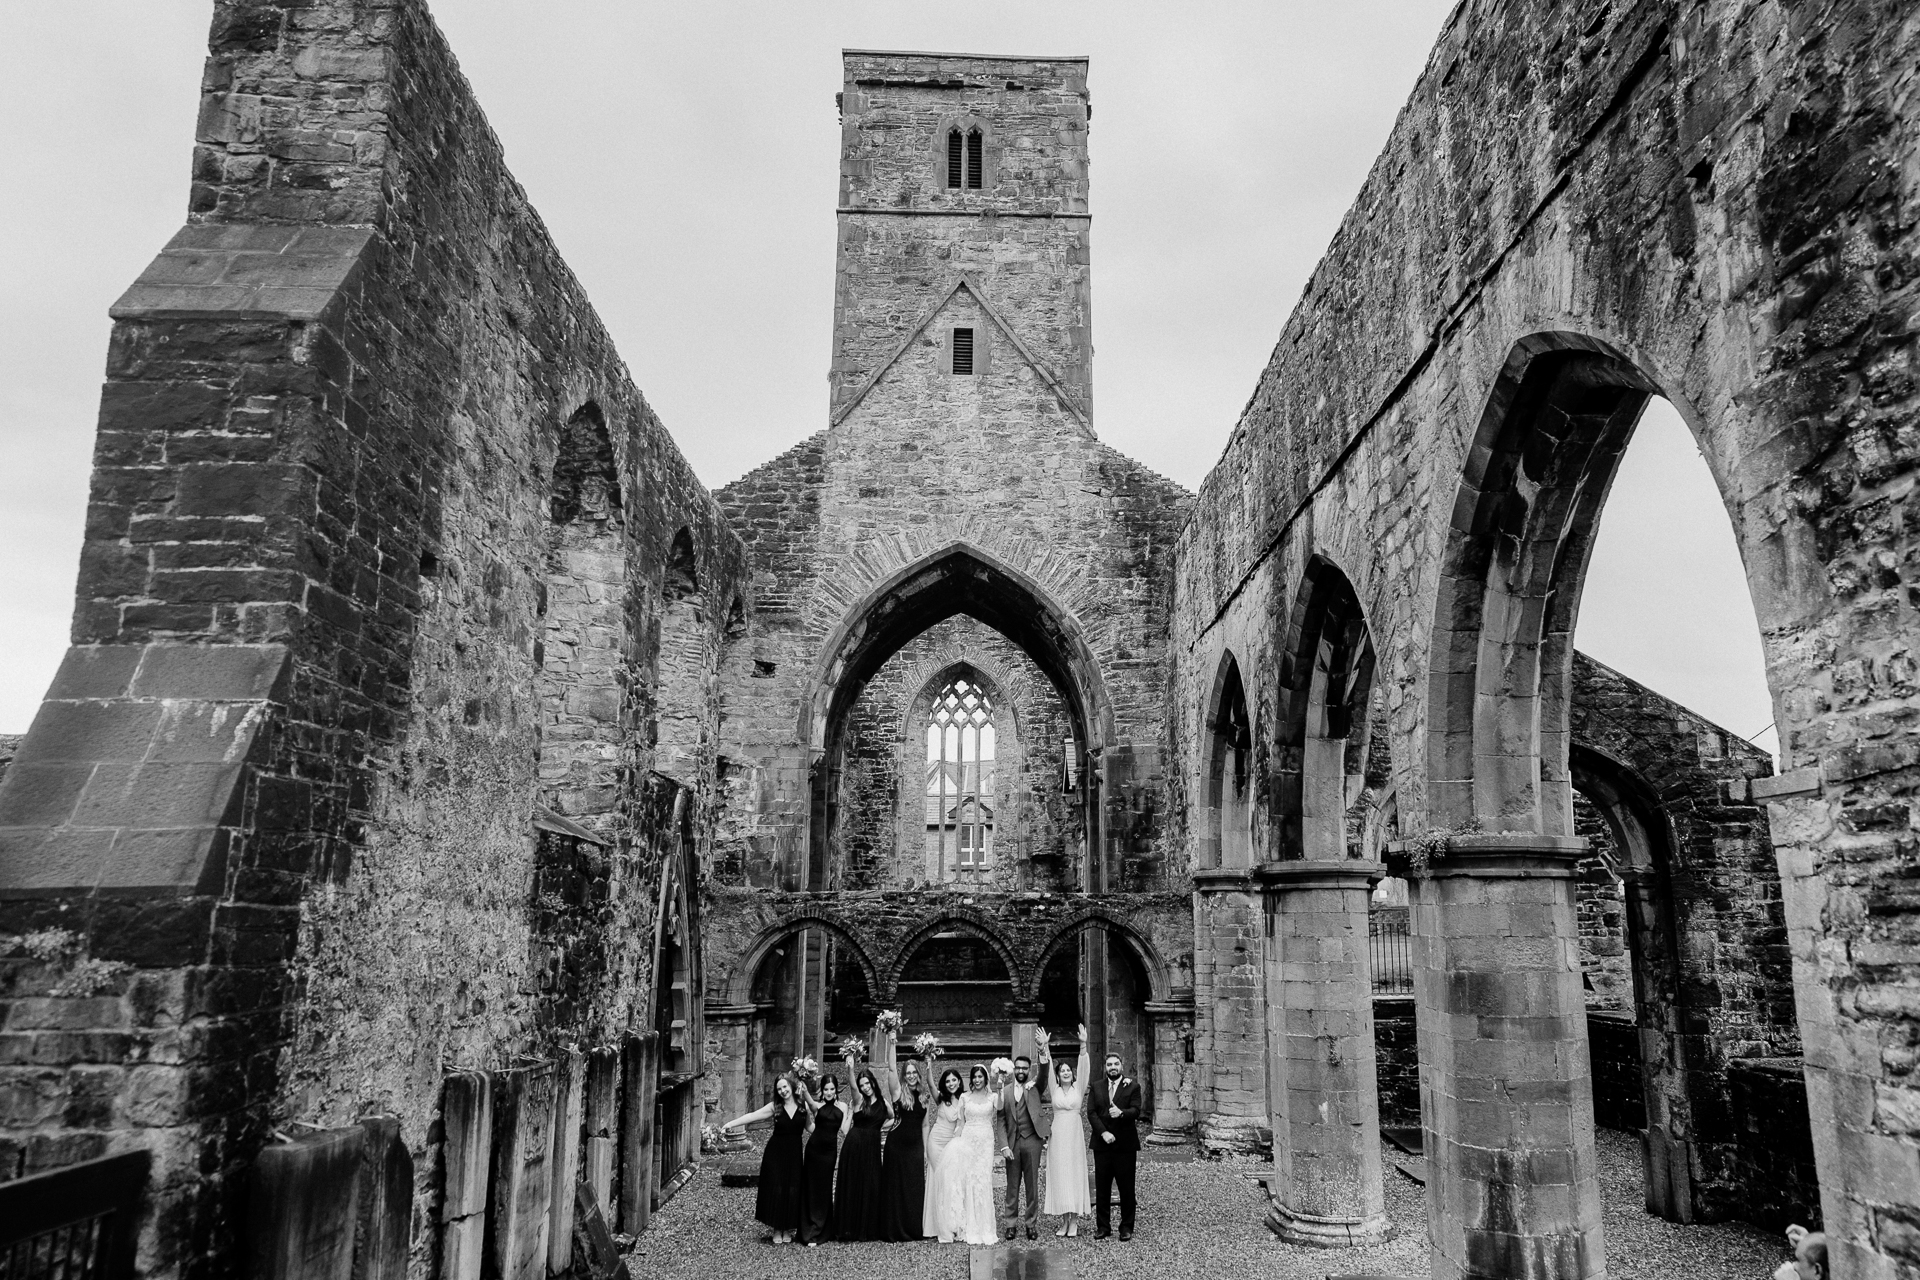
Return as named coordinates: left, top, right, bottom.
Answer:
left=926, top=677, right=995, bottom=878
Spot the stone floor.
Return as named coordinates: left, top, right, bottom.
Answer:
left=627, top=1129, right=1790, bottom=1280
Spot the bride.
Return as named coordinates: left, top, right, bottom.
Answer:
left=926, top=1063, right=1000, bottom=1244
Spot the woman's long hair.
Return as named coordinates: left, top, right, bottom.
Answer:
left=772, top=1073, right=801, bottom=1107
left=816, top=1074, right=840, bottom=1103
left=967, top=1064, right=989, bottom=1091
left=855, top=1068, right=884, bottom=1108
left=900, top=1059, right=924, bottom=1103
left=936, top=1068, right=964, bottom=1105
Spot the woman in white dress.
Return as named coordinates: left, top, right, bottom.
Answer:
left=1040, top=1024, right=1092, bottom=1235
left=928, top=1064, right=1001, bottom=1244
left=924, top=1067, right=965, bottom=1239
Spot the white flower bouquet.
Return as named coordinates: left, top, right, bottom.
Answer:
left=874, top=1009, right=906, bottom=1035
left=913, top=1032, right=943, bottom=1059
left=790, top=1055, right=820, bottom=1079
left=836, top=1035, right=867, bottom=1061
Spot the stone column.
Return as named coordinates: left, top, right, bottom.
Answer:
left=1193, top=868, right=1269, bottom=1154
left=1258, top=860, right=1389, bottom=1246
left=704, top=1003, right=755, bottom=1153
left=1007, top=999, right=1044, bottom=1070
left=1408, top=835, right=1602, bottom=1280
left=1144, top=997, right=1196, bottom=1145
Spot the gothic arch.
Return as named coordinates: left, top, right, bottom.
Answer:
left=884, top=910, right=1023, bottom=1003
left=1026, top=910, right=1172, bottom=1005
left=1201, top=648, right=1253, bottom=869
left=1273, top=555, right=1378, bottom=861
left=724, top=912, right=884, bottom=1008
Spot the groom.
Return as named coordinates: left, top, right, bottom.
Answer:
left=1087, top=1047, right=1143, bottom=1240
left=994, top=1050, right=1050, bottom=1240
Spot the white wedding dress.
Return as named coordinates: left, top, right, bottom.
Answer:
left=928, top=1090, right=999, bottom=1244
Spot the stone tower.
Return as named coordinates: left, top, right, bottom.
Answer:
left=831, top=50, right=1093, bottom=426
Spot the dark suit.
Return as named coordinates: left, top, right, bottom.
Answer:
left=994, top=1073, right=1049, bottom=1231
left=1087, top=1073, right=1142, bottom=1234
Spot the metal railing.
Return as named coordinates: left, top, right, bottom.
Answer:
left=1369, top=912, right=1414, bottom=995
left=0, top=1150, right=148, bottom=1280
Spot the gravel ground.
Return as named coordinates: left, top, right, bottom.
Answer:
left=628, top=1128, right=1786, bottom=1280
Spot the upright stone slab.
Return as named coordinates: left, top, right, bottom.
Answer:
left=583, top=1048, right=621, bottom=1206
left=548, top=1050, right=586, bottom=1273
left=1144, top=997, right=1196, bottom=1145
left=249, top=1127, right=364, bottom=1280
left=1410, top=836, right=1602, bottom=1280
left=439, top=1072, right=493, bottom=1280
left=489, top=1062, right=559, bottom=1280
left=620, top=1031, right=660, bottom=1233
left=356, top=1117, right=414, bottom=1280
left=1259, top=860, right=1389, bottom=1245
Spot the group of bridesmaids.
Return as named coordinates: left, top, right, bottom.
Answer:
left=719, top=1052, right=932, bottom=1245
left=720, top=1029, right=1095, bottom=1247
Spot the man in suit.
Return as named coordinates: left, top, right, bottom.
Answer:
left=1087, top=1049, right=1142, bottom=1240
left=994, top=1052, right=1050, bottom=1240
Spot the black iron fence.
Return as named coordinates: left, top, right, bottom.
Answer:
left=1369, top=911, right=1414, bottom=995
left=0, top=1150, right=148, bottom=1280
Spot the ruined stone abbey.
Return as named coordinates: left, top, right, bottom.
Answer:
left=1, top=2, right=1917, bottom=1279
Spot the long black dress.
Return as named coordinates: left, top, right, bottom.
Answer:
left=833, top=1099, right=889, bottom=1240
left=878, top=1093, right=928, bottom=1241
left=799, top=1101, right=842, bottom=1244
left=754, top=1103, right=807, bottom=1232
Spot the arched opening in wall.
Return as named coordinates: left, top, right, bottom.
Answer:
left=1275, top=559, right=1378, bottom=862
left=536, top=402, right=627, bottom=833
left=655, top=527, right=709, bottom=786
left=1202, top=654, right=1252, bottom=868
left=1426, top=338, right=1807, bottom=1235
left=805, top=546, right=1114, bottom=896
left=924, top=673, right=997, bottom=882
left=748, top=925, right=875, bottom=1100
left=652, top=794, right=703, bottom=1191
left=896, top=929, right=1014, bottom=1059
left=1034, top=922, right=1157, bottom=1116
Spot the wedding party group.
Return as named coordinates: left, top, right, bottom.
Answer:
left=719, top=1024, right=1145, bottom=1247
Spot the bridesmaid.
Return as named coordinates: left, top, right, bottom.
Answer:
left=879, top=1058, right=932, bottom=1240
left=797, top=1073, right=851, bottom=1246
left=719, top=1074, right=810, bottom=1245
left=924, top=1067, right=965, bottom=1240
left=1039, top=1025, right=1093, bottom=1237
left=833, top=1059, right=892, bottom=1240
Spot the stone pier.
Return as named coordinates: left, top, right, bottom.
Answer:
left=1259, top=859, right=1389, bottom=1246
left=1410, top=835, right=1602, bottom=1280
left=1193, top=869, right=1270, bottom=1154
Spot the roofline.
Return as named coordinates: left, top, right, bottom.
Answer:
left=841, top=48, right=1090, bottom=62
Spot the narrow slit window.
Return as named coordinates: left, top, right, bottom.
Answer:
left=947, top=129, right=964, bottom=188
left=952, top=327, right=975, bottom=375
left=966, top=129, right=983, bottom=189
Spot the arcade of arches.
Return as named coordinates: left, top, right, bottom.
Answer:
left=2, top=9, right=1917, bottom=1280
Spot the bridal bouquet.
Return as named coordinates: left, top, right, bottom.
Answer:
left=790, top=1055, right=820, bottom=1079
left=836, top=1035, right=867, bottom=1061
left=913, top=1032, right=943, bottom=1059
left=874, top=1009, right=906, bottom=1035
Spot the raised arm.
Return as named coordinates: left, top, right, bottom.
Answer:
left=720, top=1100, right=775, bottom=1133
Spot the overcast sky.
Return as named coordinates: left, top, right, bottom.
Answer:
left=0, top=2, right=1777, bottom=759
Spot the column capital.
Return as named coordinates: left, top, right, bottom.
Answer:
left=1192, top=868, right=1258, bottom=892
left=702, top=1002, right=758, bottom=1021
left=1254, top=858, right=1386, bottom=891
left=1386, top=832, right=1587, bottom=879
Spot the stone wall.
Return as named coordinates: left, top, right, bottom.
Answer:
left=1170, top=0, right=1920, bottom=1267
left=0, top=3, right=745, bottom=1274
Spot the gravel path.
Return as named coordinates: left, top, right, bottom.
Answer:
left=628, top=1128, right=1786, bottom=1280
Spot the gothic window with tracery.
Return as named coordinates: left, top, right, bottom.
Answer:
left=926, top=677, right=995, bottom=878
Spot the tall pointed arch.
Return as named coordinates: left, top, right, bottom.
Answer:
left=1274, top=556, right=1377, bottom=861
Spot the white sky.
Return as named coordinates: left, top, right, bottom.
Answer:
left=0, top=2, right=1775, bottom=759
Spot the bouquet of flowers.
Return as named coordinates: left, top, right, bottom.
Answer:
left=836, top=1035, right=867, bottom=1061
left=874, top=1009, right=906, bottom=1035
left=699, top=1123, right=722, bottom=1153
left=789, top=1055, right=820, bottom=1079
left=913, top=1031, right=943, bottom=1059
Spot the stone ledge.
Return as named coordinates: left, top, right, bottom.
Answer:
left=109, top=223, right=374, bottom=322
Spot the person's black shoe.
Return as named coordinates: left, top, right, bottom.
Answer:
left=1095, top=1228, right=1112, bottom=1239
left=1006, top=1227, right=1019, bottom=1240
left=1119, top=1229, right=1132, bottom=1241
left=1026, top=1228, right=1038, bottom=1241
